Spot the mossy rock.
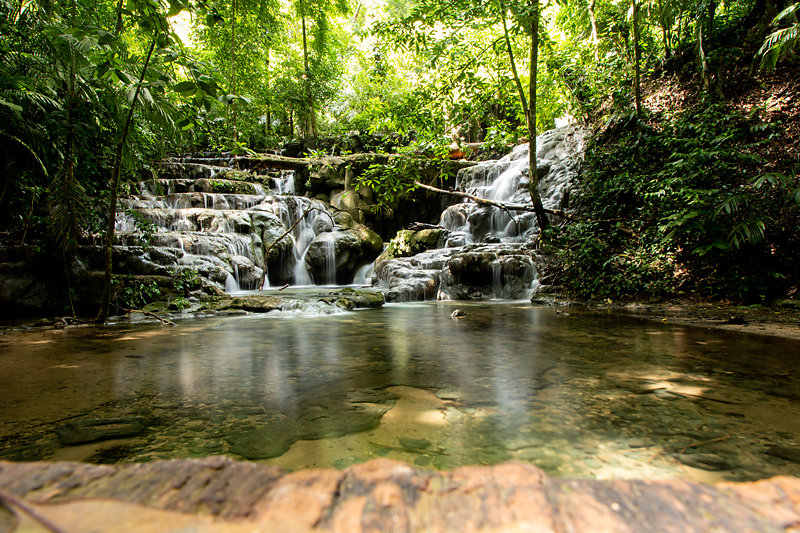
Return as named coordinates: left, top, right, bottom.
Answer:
left=321, top=288, right=385, bottom=309
left=195, top=178, right=259, bottom=195
left=214, top=295, right=283, bottom=313
left=378, top=228, right=446, bottom=261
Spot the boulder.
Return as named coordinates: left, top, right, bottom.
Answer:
left=441, top=247, right=536, bottom=299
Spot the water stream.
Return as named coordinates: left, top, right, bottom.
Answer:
left=1, top=303, right=798, bottom=483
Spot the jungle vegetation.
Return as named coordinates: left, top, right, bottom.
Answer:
left=0, top=0, right=798, bottom=309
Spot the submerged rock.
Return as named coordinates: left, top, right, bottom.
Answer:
left=55, top=417, right=151, bottom=445
left=674, top=453, right=734, bottom=471
left=766, top=444, right=800, bottom=464
left=0, top=457, right=799, bottom=531
left=215, top=295, right=283, bottom=313
left=226, top=424, right=295, bottom=460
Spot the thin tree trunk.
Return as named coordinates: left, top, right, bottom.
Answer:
left=588, top=0, right=600, bottom=60
left=230, top=0, right=238, bottom=143
left=301, top=10, right=315, bottom=138
left=498, top=0, right=529, bottom=123
left=265, top=51, right=271, bottom=136
left=696, top=23, right=711, bottom=92
left=632, top=0, right=643, bottom=119
left=114, top=0, right=124, bottom=35
left=528, top=1, right=548, bottom=231
left=707, top=0, right=716, bottom=42
left=97, top=39, right=157, bottom=322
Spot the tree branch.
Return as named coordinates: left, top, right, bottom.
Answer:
left=412, top=180, right=577, bottom=221
left=115, top=304, right=176, bottom=326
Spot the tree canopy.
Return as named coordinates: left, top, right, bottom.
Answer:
left=0, top=0, right=797, bottom=309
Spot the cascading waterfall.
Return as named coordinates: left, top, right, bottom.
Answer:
left=375, top=125, right=585, bottom=302
left=113, top=156, right=345, bottom=294
left=110, top=125, right=581, bottom=301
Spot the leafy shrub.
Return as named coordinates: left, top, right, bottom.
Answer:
left=173, top=269, right=201, bottom=296
left=111, top=277, right=162, bottom=309
left=550, top=105, right=799, bottom=302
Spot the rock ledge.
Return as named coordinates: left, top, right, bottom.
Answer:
left=1, top=458, right=799, bottom=532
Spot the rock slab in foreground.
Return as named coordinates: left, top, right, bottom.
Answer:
left=1, top=458, right=799, bottom=532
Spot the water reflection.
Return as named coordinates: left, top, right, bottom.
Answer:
left=1, top=302, right=799, bottom=483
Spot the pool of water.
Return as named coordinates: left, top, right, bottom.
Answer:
left=1, top=302, right=799, bottom=482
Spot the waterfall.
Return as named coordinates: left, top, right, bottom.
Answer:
left=316, top=233, right=337, bottom=285
left=377, top=125, right=585, bottom=302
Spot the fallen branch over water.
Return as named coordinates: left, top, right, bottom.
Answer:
left=412, top=181, right=577, bottom=221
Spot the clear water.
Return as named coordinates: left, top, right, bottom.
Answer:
left=1, top=302, right=799, bottom=482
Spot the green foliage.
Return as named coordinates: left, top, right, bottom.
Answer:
left=355, top=140, right=452, bottom=208
left=127, top=209, right=157, bottom=249
left=757, top=2, right=800, bottom=71
left=112, top=276, right=162, bottom=309
left=173, top=268, right=201, bottom=296
left=550, top=106, right=800, bottom=302
left=170, top=296, right=191, bottom=309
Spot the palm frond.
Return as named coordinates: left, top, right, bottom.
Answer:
left=714, top=193, right=749, bottom=217
left=0, top=132, right=48, bottom=177
left=758, top=2, right=800, bottom=71
left=728, top=218, right=766, bottom=249
left=49, top=159, right=87, bottom=252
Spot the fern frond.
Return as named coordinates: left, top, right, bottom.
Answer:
left=773, top=2, right=800, bottom=23
left=753, top=172, right=789, bottom=188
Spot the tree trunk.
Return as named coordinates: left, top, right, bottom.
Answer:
left=588, top=0, right=600, bottom=60
left=114, top=0, right=124, bottom=35
left=97, top=39, right=157, bottom=322
left=632, top=0, right=643, bottom=119
left=230, top=0, right=238, bottom=143
left=499, top=0, right=529, bottom=122
left=301, top=9, right=315, bottom=138
left=696, top=23, right=711, bottom=92
left=707, top=0, right=717, bottom=42
left=528, top=1, right=549, bottom=231
left=661, top=21, right=671, bottom=59
left=265, top=51, right=271, bottom=136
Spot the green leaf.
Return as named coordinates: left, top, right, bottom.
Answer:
left=114, top=69, right=133, bottom=85
left=0, top=97, right=23, bottom=113
left=172, top=80, right=197, bottom=94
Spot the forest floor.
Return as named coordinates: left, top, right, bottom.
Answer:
left=642, top=55, right=799, bottom=170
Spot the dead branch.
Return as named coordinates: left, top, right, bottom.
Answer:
left=115, top=305, right=176, bottom=326
left=413, top=181, right=579, bottom=222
